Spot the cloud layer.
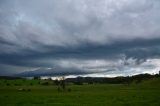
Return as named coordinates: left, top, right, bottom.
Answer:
left=0, top=0, right=160, bottom=76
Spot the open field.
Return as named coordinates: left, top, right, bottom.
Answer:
left=0, top=78, right=160, bottom=106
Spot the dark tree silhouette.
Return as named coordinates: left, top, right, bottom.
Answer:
left=56, top=76, right=66, bottom=92
left=61, top=76, right=66, bottom=91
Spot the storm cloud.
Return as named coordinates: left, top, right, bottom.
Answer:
left=0, top=0, right=160, bottom=76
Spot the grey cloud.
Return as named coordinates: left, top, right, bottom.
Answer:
left=0, top=0, right=160, bottom=76
left=0, top=0, right=160, bottom=53
left=0, top=38, right=160, bottom=69
left=0, top=64, right=32, bottom=76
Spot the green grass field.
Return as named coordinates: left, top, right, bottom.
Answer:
left=0, top=78, right=160, bottom=106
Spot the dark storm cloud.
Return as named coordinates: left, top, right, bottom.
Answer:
left=1, top=38, right=160, bottom=67
left=0, top=0, right=160, bottom=76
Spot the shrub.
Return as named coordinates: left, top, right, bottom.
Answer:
left=6, top=83, right=10, bottom=86
left=27, top=89, right=31, bottom=91
left=67, top=88, right=71, bottom=92
left=41, top=82, right=49, bottom=86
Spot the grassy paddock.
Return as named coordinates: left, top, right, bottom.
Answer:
left=0, top=78, right=160, bottom=106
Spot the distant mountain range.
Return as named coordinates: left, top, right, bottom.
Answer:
left=15, top=67, right=91, bottom=77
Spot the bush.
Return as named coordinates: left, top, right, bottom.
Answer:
left=27, top=89, right=31, bottom=91
left=41, top=82, right=49, bottom=86
left=67, top=88, right=71, bottom=92
left=6, top=83, right=10, bottom=86
left=74, top=82, right=83, bottom=85
left=14, top=84, right=21, bottom=86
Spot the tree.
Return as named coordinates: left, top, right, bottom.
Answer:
left=60, top=76, right=66, bottom=91
left=54, top=79, right=59, bottom=85
left=34, top=77, right=40, bottom=80
left=56, top=76, right=66, bottom=92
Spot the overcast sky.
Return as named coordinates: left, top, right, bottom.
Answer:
left=0, top=0, right=160, bottom=77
